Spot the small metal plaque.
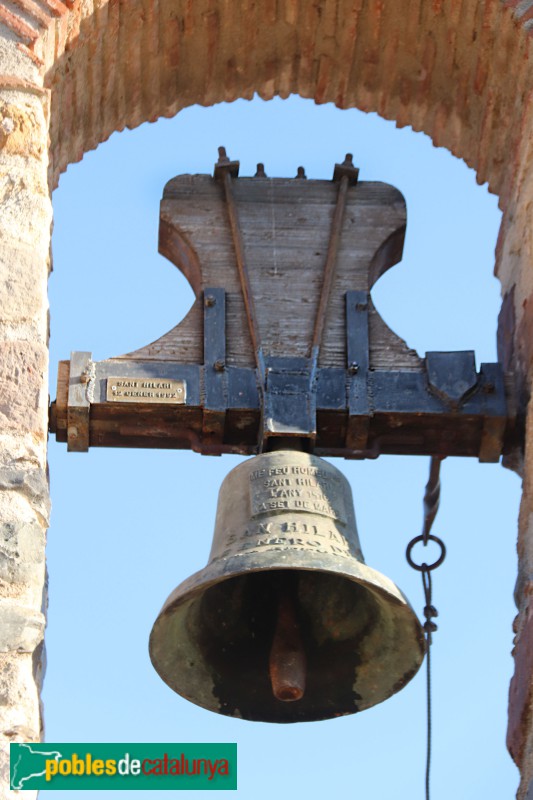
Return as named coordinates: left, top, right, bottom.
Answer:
left=107, top=377, right=186, bottom=404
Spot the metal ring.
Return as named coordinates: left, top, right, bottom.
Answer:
left=406, top=534, right=446, bottom=572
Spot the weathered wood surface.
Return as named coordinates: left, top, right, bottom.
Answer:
left=66, top=350, right=92, bottom=452
left=50, top=173, right=513, bottom=460
left=120, top=175, right=421, bottom=371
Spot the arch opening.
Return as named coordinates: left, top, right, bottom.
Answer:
left=45, top=96, right=521, bottom=800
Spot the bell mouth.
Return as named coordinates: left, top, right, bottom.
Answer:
left=149, top=564, right=425, bottom=724
left=150, top=450, right=425, bottom=722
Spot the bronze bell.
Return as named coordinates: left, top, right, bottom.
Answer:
left=149, top=451, right=425, bottom=723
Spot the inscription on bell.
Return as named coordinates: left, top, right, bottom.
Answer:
left=211, top=519, right=354, bottom=563
left=249, top=463, right=347, bottom=524
left=107, top=377, right=186, bottom=404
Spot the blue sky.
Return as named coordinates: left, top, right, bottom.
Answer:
left=43, top=96, right=520, bottom=799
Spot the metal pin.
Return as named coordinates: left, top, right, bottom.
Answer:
left=217, top=146, right=229, bottom=164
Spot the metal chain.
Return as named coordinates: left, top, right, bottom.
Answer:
left=422, top=566, right=437, bottom=800
left=406, top=457, right=446, bottom=800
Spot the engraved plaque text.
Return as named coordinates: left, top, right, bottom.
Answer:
left=107, top=377, right=186, bottom=404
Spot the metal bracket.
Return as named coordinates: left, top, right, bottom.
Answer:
left=67, top=351, right=92, bottom=452
left=261, top=357, right=317, bottom=449
left=332, top=153, right=359, bottom=185
left=213, top=146, right=240, bottom=181
left=346, top=291, right=370, bottom=451
left=479, top=363, right=508, bottom=463
left=203, top=288, right=227, bottom=451
left=426, top=351, right=478, bottom=409
left=52, top=349, right=514, bottom=460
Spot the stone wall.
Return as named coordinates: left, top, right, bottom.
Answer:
left=0, top=33, right=52, bottom=800
left=1, top=0, right=533, bottom=797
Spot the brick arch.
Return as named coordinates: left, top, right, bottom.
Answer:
left=25, top=0, right=533, bottom=394
left=2, top=0, right=524, bottom=199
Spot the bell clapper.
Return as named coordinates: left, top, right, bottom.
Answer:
left=269, top=580, right=307, bottom=702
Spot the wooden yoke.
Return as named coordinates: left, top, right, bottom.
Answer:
left=49, top=151, right=514, bottom=461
